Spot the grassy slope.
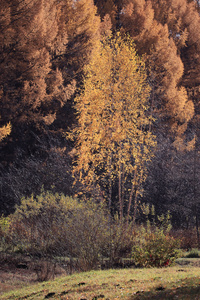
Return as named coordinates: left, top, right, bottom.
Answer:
left=1, top=265, right=200, bottom=300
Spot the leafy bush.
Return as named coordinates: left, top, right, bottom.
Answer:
left=9, top=190, right=73, bottom=254
left=132, top=212, right=181, bottom=268
left=132, top=227, right=180, bottom=267
left=102, top=216, right=135, bottom=267
left=63, top=197, right=109, bottom=270
left=8, top=190, right=109, bottom=270
left=0, top=215, right=12, bottom=251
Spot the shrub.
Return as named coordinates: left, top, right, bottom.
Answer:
left=8, top=190, right=109, bottom=270
left=0, top=215, right=12, bottom=252
left=9, top=190, right=74, bottom=255
left=102, top=216, right=135, bottom=267
left=171, top=228, right=198, bottom=250
left=132, top=214, right=181, bottom=268
left=64, top=197, right=109, bottom=270
left=132, top=226, right=180, bottom=267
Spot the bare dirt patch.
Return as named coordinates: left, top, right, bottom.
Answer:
left=0, top=253, right=67, bottom=296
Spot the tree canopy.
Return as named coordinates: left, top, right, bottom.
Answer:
left=72, top=33, right=156, bottom=219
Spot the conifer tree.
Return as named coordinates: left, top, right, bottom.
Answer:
left=0, top=0, right=73, bottom=211
left=0, top=0, right=101, bottom=132
left=94, top=0, right=117, bottom=26
left=0, top=0, right=72, bottom=129
left=119, top=0, right=194, bottom=130
left=59, top=0, right=101, bottom=84
left=0, top=0, right=101, bottom=213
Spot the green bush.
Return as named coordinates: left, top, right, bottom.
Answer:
left=0, top=215, right=12, bottom=251
left=132, top=227, right=180, bottom=267
left=63, top=197, right=109, bottom=270
left=8, top=190, right=109, bottom=270
left=9, top=190, right=74, bottom=254
left=132, top=211, right=181, bottom=268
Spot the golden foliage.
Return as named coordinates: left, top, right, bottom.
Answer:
left=0, top=122, right=11, bottom=142
left=71, top=33, right=156, bottom=216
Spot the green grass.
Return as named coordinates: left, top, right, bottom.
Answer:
left=1, top=265, right=200, bottom=299
left=184, top=249, right=200, bottom=258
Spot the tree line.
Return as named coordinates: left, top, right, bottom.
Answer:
left=0, top=0, right=200, bottom=233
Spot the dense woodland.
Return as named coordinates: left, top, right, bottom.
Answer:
left=0, top=0, right=200, bottom=233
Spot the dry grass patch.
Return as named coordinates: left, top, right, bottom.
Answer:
left=1, top=265, right=200, bottom=299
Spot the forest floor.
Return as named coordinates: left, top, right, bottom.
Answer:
left=0, top=254, right=200, bottom=299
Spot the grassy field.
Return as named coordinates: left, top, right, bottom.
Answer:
left=1, top=264, right=200, bottom=300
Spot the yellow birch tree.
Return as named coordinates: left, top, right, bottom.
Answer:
left=72, top=33, right=156, bottom=220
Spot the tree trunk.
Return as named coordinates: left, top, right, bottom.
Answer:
left=119, top=163, right=122, bottom=220
left=108, top=154, right=112, bottom=213
left=118, top=146, right=123, bottom=220
left=193, top=139, right=200, bottom=248
left=126, top=166, right=137, bottom=224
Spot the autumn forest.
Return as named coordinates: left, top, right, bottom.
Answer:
left=1, top=0, right=200, bottom=235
